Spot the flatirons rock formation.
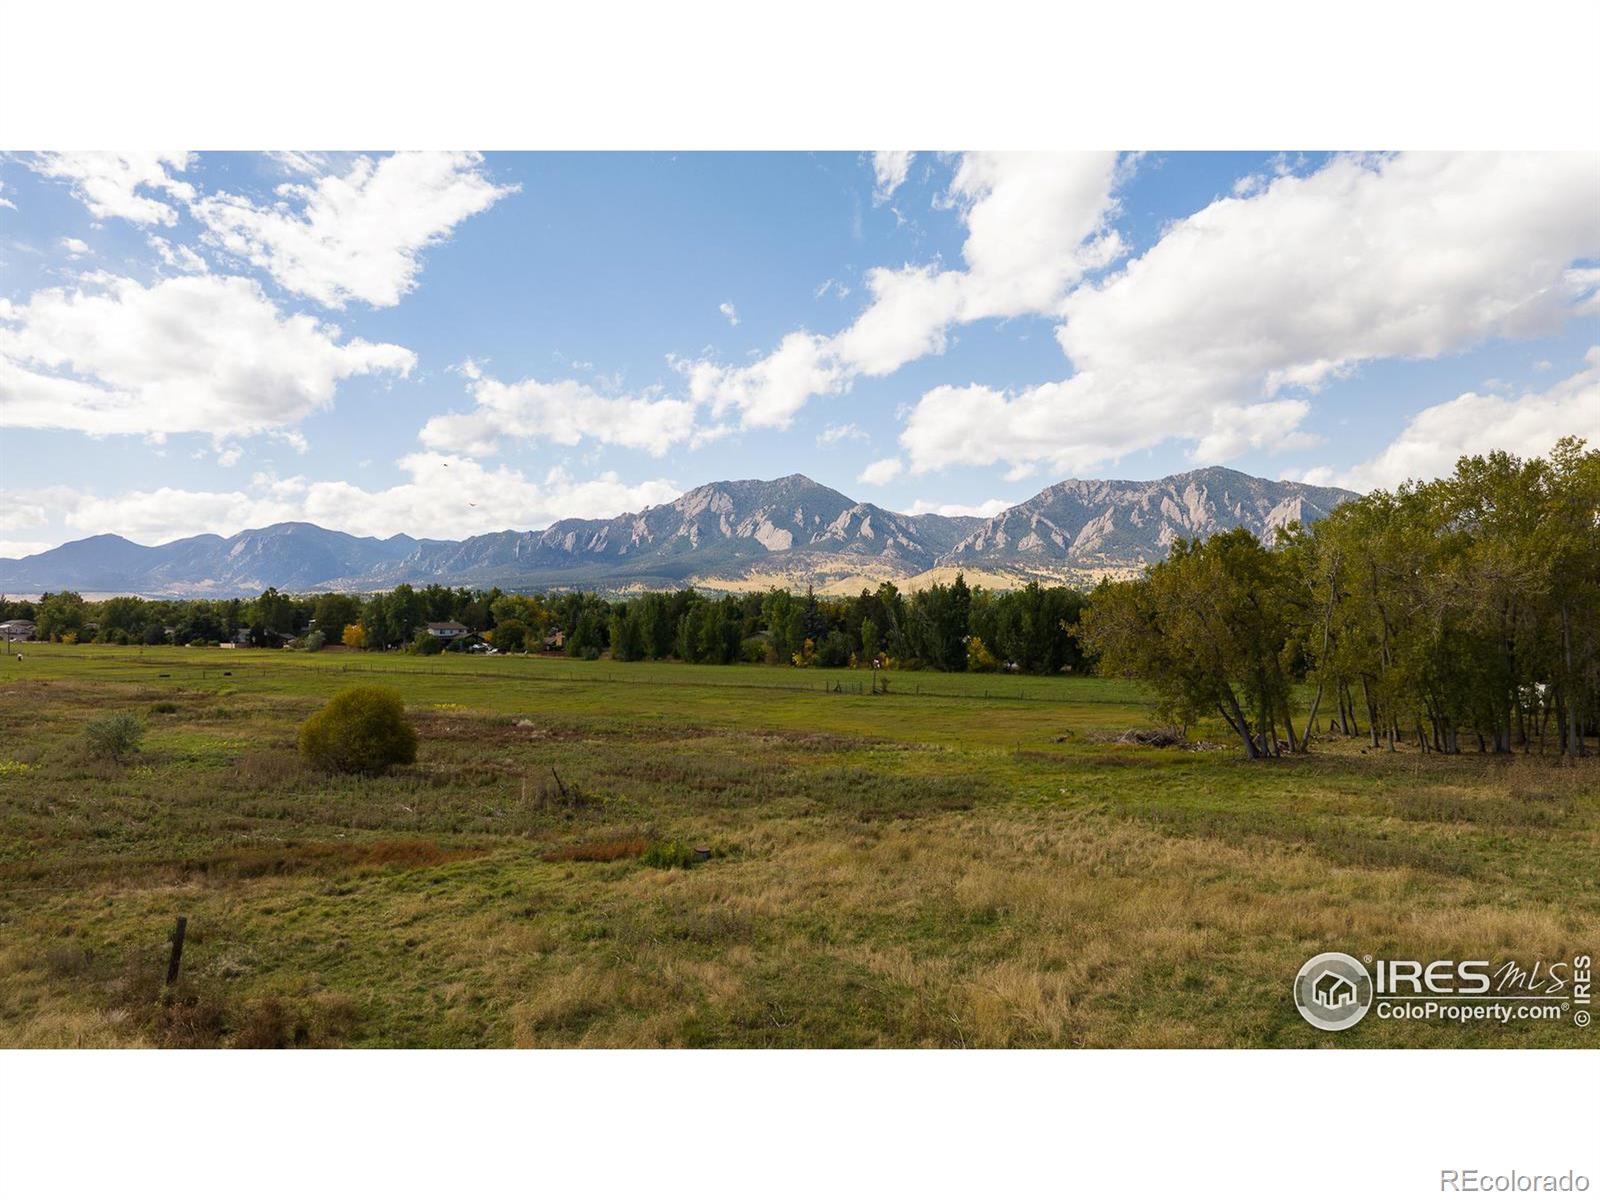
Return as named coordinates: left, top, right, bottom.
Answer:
left=941, top=467, right=1356, bottom=579
left=0, top=468, right=1357, bottom=597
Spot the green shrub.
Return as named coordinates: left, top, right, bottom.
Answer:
left=816, top=630, right=853, bottom=668
left=641, top=839, right=696, bottom=870
left=490, top=619, right=527, bottom=652
left=297, top=686, right=418, bottom=775
left=84, top=712, right=144, bottom=761
left=148, top=701, right=179, bottom=715
left=304, top=630, right=326, bottom=652
left=408, top=633, right=443, bottom=656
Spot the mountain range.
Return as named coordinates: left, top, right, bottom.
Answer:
left=0, top=468, right=1358, bottom=598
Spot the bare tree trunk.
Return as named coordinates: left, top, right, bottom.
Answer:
left=1563, top=604, right=1585, bottom=758
left=1363, top=677, right=1381, bottom=749
left=1299, top=680, right=1324, bottom=752
left=1218, top=698, right=1259, bottom=760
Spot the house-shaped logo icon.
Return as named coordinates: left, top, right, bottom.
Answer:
left=1294, top=952, right=1374, bottom=1031
left=1312, top=970, right=1357, bottom=1010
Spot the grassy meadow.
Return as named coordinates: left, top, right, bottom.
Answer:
left=0, top=643, right=1595, bottom=1048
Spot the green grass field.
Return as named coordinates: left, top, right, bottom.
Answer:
left=1, top=644, right=1595, bottom=1048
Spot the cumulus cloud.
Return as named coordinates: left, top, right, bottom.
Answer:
left=719, top=301, right=739, bottom=326
left=192, top=152, right=516, bottom=308
left=906, top=497, right=1017, bottom=518
left=682, top=153, right=1124, bottom=430
left=1315, top=349, right=1600, bottom=491
left=871, top=151, right=913, bottom=203
left=59, top=237, right=90, bottom=258
left=899, top=151, right=1600, bottom=477
left=0, top=273, right=415, bottom=437
left=857, top=457, right=904, bottom=486
left=0, top=179, right=15, bottom=210
left=678, top=330, right=845, bottom=429
left=27, top=152, right=195, bottom=225
left=8, top=458, right=682, bottom=546
left=147, top=235, right=208, bottom=274
left=419, top=372, right=698, bottom=458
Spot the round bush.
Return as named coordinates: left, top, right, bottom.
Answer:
left=297, top=686, right=418, bottom=775
left=84, top=712, right=144, bottom=761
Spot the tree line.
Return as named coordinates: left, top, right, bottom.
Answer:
left=1079, top=440, right=1598, bottom=758
left=4, top=578, right=1089, bottom=675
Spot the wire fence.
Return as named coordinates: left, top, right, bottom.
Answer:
left=5, top=648, right=1144, bottom=707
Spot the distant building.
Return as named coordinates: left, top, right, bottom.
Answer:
left=543, top=628, right=566, bottom=651
left=424, top=620, right=470, bottom=641
left=0, top=619, right=37, bottom=643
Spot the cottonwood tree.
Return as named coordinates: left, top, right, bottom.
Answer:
left=1079, top=530, right=1300, bottom=758
left=1089, top=439, right=1598, bottom=759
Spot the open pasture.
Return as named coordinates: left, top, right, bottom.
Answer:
left=1, top=645, right=1594, bottom=1047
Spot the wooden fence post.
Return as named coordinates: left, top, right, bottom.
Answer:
left=165, top=915, right=188, bottom=986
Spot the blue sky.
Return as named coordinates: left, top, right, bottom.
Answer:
left=1, top=150, right=1597, bottom=555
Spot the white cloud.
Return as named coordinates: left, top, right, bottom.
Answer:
left=679, top=330, right=845, bottom=429
left=719, top=301, right=739, bottom=326
left=1325, top=349, right=1600, bottom=491
left=147, top=235, right=208, bottom=274
left=192, top=152, right=516, bottom=308
left=872, top=151, right=913, bottom=203
left=267, top=151, right=331, bottom=177
left=28, top=152, right=195, bottom=225
left=10, top=458, right=681, bottom=545
left=830, top=265, right=966, bottom=375
left=906, top=497, right=1016, bottom=519
left=0, top=541, right=53, bottom=560
left=59, top=237, right=90, bottom=258
left=0, top=273, right=415, bottom=437
left=0, top=179, right=15, bottom=210
left=817, top=422, right=866, bottom=445
left=216, top=446, right=242, bottom=468
left=858, top=456, right=904, bottom=486
left=899, top=152, right=1600, bottom=477
left=682, top=153, right=1124, bottom=429
left=419, top=372, right=699, bottom=458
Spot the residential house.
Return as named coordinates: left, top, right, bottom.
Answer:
left=0, top=619, right=37, bottom=643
